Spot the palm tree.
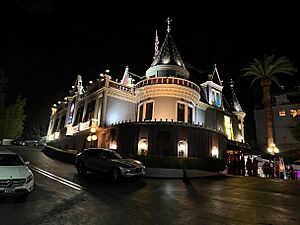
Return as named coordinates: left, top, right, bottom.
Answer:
left=240, top=54, right=297, bottom=154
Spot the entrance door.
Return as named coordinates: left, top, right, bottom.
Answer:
left=156, top=131, right=170, bottom=156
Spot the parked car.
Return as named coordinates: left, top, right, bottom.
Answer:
left=11, top=139, right=26, bottom=146
left=24, top=140, right=39, bottom=146
left=0, top=149, right=34, bottom=198
left=75, top=148, right=146, bottom=182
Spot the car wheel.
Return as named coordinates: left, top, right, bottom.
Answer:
left=110, top=167, right=120, bottom=182
left=76, top=161, right=87, bottom=176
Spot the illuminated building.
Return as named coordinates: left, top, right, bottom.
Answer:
left=47, top=18, right=247, bottom=158
left=254, top=89, right=300, bottom=152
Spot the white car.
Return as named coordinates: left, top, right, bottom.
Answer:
left=0, top=149, right=34, bottom=197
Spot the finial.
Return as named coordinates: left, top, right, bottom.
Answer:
left=229, top=79, right=234, bottom=87
left=165, top=17, right=172, bottom=33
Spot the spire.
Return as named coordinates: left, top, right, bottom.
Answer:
left=166, top=17, right=172, bottom=33
left=153, top=29, right=159, bottom=59
left=228, top=79, right=243, bottom=112
left=146, top=18, right=189, bottom=79
left=121, top=66, right=130, bottom=85
left=151, top=18, right=186, bottom=69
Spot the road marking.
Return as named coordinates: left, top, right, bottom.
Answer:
left=30, top=165, right=83, bottom=191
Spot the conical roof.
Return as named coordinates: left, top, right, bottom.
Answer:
left=146, top=18, right=189, bottom=79
left=151, top=32, right=186, bottom=69
left=228, top=79, right=243, bottom=112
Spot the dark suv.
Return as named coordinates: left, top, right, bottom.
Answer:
left=75, top=148, right=145, bottom=182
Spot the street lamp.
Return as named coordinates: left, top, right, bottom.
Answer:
left=87, top=127, right=97, bottom=148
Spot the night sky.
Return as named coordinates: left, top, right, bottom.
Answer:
left=1, top=1, right=300, bottom=139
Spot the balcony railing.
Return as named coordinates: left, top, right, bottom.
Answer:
left=109, top=80, right=135, bottom=94
left=135, top=77, right=200, bottom=93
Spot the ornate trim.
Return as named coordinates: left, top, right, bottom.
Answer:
left=136, top=84, right=200, bottom=104
left=107, top=88, right=136, bottom=103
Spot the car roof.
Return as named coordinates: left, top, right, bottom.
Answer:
left=87, top=148, right=114, bottom=152
left=0, top=149, right=17, bottom=155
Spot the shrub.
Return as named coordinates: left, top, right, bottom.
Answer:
left=130, top=154, right=225, bottom=172
left=43, top=145, right=76, bottom=164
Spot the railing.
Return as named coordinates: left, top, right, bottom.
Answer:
left=109, top=119, right=225, bottom=135
left=135, top=77, right=200, bottom=93
left=109, top=80, right=135, bottom=94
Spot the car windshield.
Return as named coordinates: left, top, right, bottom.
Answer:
left=0, top=154, right=24, bottom=166
left=106, top=151, right=122, bottom=159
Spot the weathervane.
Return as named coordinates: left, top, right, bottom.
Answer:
left=165, top=17, right=172, bottom=33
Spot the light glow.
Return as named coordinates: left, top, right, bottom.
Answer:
left=87, top=136, right=92, bottom=142
left=177, top=140, right=188, bottom=157
left=212, top=146, right=219, bottom=158
left=267, top=143, right=279, bottom=154
left=110, top=141, right=117, bottom=149
left=138, top=139, right=148, bottom=155
left=90, top=127, right=96, bottom=133
left=91, top=135, right=97, bottom=141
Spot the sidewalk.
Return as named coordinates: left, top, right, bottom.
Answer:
left=144, top=168, right=224, bottom=179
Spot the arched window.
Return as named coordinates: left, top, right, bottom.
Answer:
left=177, top=140, right=188, bottom=157
left=138, top=139, right=148, bottom=155
left=211, top=146, right=219, bottom=158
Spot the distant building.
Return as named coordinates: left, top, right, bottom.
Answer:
left=254, top=89, right=300, bottom=152
left=46, top=19, right=248, bottom=158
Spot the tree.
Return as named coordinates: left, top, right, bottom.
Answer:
left=0, top=96, right=26, bottom=139
left=0, top=70, right=26, bottom=140
left=240, top=55, right=297, bottom=153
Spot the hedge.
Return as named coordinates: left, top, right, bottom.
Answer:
left=130, top=154, right=226, bottom=172
left=42, top=146, right=226, bottom=172
left=43, top=145, right=76, bottom=164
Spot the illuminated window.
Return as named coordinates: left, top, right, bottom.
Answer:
left=216, top=92, right=221, bottom=107
left=177, top=140, right=188, bottom=157
left=177, top=103, right=185, bottom=122
left=211, top=146, right=219, bottom=158
left=138, top=139, right=148, bottom=155
left=145, top=102, right=153, bottom=120
left=224, top=115, right=234, bottom=140
left=279, top=109, right=286, bottom=117
left=68, top=102, right=75, bottom=124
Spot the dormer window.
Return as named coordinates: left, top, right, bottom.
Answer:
left=211, top=89, right=221, bottom=107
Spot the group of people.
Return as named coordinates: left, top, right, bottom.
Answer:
left=228, top=155, right=258, bottom=176
left=228, top=155, right=296, bottom=179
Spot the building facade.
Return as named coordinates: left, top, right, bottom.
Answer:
left=47, top=20, right=247, bottom=159
left=254, top=90, right=300, bottom=152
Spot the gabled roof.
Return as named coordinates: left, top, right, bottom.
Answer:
left=209, top=64, right=222, bottom=86
left=150, top=32, right=186, bottom=69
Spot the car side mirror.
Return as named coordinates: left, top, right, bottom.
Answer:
left=24, top=161, right=30, bottom=165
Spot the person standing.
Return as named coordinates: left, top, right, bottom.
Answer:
left=246, top=157, right=253, bottom=176
left=253, top=158, right=258, bottom=177
left=240, top=156, right=245, bottom=176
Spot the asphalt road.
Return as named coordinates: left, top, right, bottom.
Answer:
left=1, top=146, right=300, bottom=225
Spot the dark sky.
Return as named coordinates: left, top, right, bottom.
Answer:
left=1, top=1, right=300, bottom=138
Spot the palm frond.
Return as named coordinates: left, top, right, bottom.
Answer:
left=270, top=76, right=281, bottom=88
left=250, top=77, right=260, bottom=87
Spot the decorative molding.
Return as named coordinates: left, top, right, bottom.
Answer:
left=136, top=84, right=200, bottom=104
left=107, top=88, right=136, bottom=103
